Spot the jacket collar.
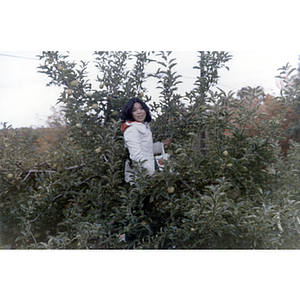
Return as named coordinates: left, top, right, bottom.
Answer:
left=121, top=120, right=137, bottom=132
left=121, top=120, right=148, bottom=132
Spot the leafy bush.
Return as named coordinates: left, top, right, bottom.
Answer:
left=1, top=51, right=300, bottom=249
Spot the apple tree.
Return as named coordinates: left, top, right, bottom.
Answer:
left=1, top=51, right=300, bottom=249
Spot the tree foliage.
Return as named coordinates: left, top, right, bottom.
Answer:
left=1, top=51, right=300, bottom=249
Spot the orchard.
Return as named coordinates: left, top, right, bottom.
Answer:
left=1, top=51, right=300, bottom=249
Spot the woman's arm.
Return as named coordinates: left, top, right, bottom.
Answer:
left=153, top=138, right=172, bottom=154
left=124, top=127, right=143, bottom=162
left=153, top=142, right=164, bottom=155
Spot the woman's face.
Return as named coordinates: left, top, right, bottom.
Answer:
left=132, top=102, right=146, bottom=123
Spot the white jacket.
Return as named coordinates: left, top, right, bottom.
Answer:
left=122, top=121, right=163, bottom=183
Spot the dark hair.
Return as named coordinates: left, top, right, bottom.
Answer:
left=121, top=98, right=152, bottom=123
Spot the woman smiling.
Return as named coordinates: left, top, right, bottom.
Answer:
left=121, top=98, right=171, bottom=184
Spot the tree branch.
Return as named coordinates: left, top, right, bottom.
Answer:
left=52, top=175, right=101, bottom=201
left=180, top=178, right=203, bottom=200
left=28, top=212, right=42, bottom=223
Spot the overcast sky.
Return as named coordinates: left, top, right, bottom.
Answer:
left=0, top=50, right=299, bottom=128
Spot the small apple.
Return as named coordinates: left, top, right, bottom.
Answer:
left=222, top=150, right=228, bottom=156
left=7, top=173, right=14, bottom=180
left=57, top=65, right=64, bottom=71
left=47, top=59, right=53, bottom=64
left=92, top=103, right=98, bottom=110
left=70, top=80, right=78, bottom=87
left=76, top=123, right=82, bottom=129
left=87, top=92, right=93, bottom=97
left=99, top=83, right=104, bottom=89
left=138, top=91, right=144, bottom=98
left=240, top=166, right=248, bottom=172
left=167, top=186, right=175, bottom=194
left=95, top=147, right=102, bottom=154
left=87, top=131, right=92, bottom=136
left=66, top=89, right=73, bottom=95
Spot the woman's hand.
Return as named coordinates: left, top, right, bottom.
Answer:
left=163, top=137, right=172, bottom=146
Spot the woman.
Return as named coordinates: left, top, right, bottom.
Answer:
left=120, top=98, right=171, bottom=242
left=121, top=98, right=171, bottom=184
